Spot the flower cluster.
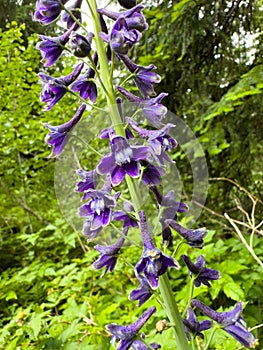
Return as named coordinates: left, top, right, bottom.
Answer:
left=33, top=0, right=257, bottom=349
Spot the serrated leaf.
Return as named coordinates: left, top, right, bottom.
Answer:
left=223, top=282, right=245, bottom=301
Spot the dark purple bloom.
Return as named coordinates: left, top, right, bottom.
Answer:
left=129, top=276, right=152, bottom=306
left=183, top=308, right=212, bottom=340
left=118, top=87, right=167, bottom=127
left=113, top=202, right=138, bottom=233
left=135, top=211, right=179, bottom=289
left=62, top=0, right=82, bottom=28
left=75, top=169, right=97, bottom=192
left=100, top=17, right=142, bottom=55
left=44, top=104, right=86, bottom=158
left=79, top=189, right=118, bottom=231
left=141, top=161, right=165, bottom=186
left=117, top=0, right=137, bottom=9
left=126, top=118, right=177, bottom=164
left=34, top=0, right=69, bottom=25
left=98, top=5, right=148, bottom=32
left=70, top=53, right=97, bottom=102
left=166, top=220, right=207, bottom=248
left=69, top=32, right=92, bottom=58
left=38, top=63, right=83, bottom=110
left=120, top=55, right=160, bottom=97
left=181, top=255, right=221, bottom=287
left=93, top=235, right=125, bottom=274
left=106, top=306, right=156, bottom=350
left=36, top=24, right=77, bottom=67
left=82, top=218, right=102, bottom=239
left=132, top=340, right=161, bottom=349
left=192, top=300, right=257, bottom=348
left=97, top=136, right=149, bottom=186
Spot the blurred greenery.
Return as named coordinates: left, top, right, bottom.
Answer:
left=0, top=0, right=262, bottom=349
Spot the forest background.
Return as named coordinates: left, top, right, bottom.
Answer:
left=0, top=0, right=262, bottom=349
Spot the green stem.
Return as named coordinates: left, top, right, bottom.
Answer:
left=159, top=274, right=190, bottom=350
left=182, top=277, right=195, bottom=318
left=204, top=325, right=217, bottom=350
left=87, top=1, right=190, bottom=349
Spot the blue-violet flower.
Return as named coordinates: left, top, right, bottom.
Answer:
left=34, top=0, right=69, bottom=25
left=183, top=308, right=212, bottom=340
left=135, top=211, right=179, bottom=289
left=106, top=306, right=157, bottom=350
left=44, top=103, right=86, bottom=157
left=192, top=300, right=257, bottom=348
left=181, top=255, right=221, bottom=287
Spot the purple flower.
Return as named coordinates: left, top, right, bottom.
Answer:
left=141, top=161, right=165, bottom=186
left=183, top=308, right=212, bottom=340
left=118, top=87, right=167, bottom=127
left=82, top=219, right=102, bottom=239
left=38, top=63, right=83, bottom=110
left=106, top=306, right=156, bottom=350
left=75, top=169, right=97, bottom=192
left=135, top=211, right=179, bottom=289
left=192, top=300, right=257, bottom=348
left=126, top=118, right=177, bottom=164
left=181, top=255, right=221, bottom=287
left=166, top=220, right=207, bottom=248
left=62, top=0, right=82, bottom=28
left=129, top=276, right=152, bottom=306
left=113, top=202, right=138, bottom=234
left=98, top=5, right=148, bottom=32
left=117, top=0, right=137, bottom=9
left=34, top=0, right=69, bottom=25
left=79, top=189, right=118, bottom=231
left=44, top=104, right=86, bottom=158
left=97, top=136, right=149, bottom=186
left=93, top=235, right=125, bottom=274
left=100, top=17, right=142, bottom=55
left=36, top=24, right=77, bottom=67
left=70, top=52, right=97, bottom=102
left=132, top=340, right=161, bottom=350
left=69, top=32, right=93, bottom=58
left=120, top=55, right=160, bottom=97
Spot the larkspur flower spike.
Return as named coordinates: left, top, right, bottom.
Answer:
left=183, top=308, right=212, bottom=340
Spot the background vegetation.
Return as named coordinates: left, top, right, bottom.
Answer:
left=0, top=0, right=262, bottom=349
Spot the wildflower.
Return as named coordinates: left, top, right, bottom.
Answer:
left=135, top=211, right=179, bottom=289
left=79, top=189, right=118, bottom=231
left=100, top=17, right=142, bottom=55
left=106, top=306, right=157, bottom=350
left=140, top=161, right=165, bottom=186
left=71, top=52, right=98, bottom=102
left=192, top=300, right=257, bottom=348
left=38, top=63, right=83, bottom=110
left=75, top=169, right=97, bottom=192
left=129, top=276, right=152, bottom=306
left=132, top=340, right=161, bottom=349
left=166, top=220, right=207, bottom=248
left=112, top=202, right=138, bottom=234
left=181, top=255, right=221, bottom=287
left=62, top=0, right=82, bottom=28
left=70, top=32, right=93, bottom=58
left=44, top=104, right=86, bottom=157
left=98, top=5, right=148, bottom=32
left=97, top=136, right=149, bottom=186
left=36, top=23, right=77, bottom=67
left=93, top=235, right=126, bottom=274
left=183, top=308, right=212, bottom=340
left=118, top=87, right=167, bottom=127
left=126, top=118, right=177, bottom=164
left=34, top=0, right=69, bottom=25
left=120, top=55, right=160, bottom=97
